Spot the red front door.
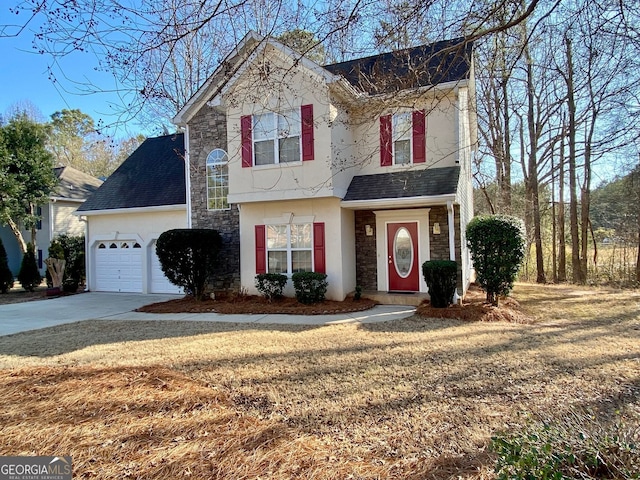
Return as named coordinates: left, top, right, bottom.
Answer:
left=387, top=222, right=420, bottom=292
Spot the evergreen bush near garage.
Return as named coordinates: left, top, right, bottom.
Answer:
left=422, top=260, right=457, bottom=308
left=56, top=234, right=86, bottom=292
left=18, top=243, right=41, bottom=292
left=0, top=237, right=14, bottom=293
left=466, top=215, right=526, bottom=306
left=156, top=229, right=222, bottom=301
left=255, top=273, right=287, bottom=301
left=292, top=271, right=328, bottom=304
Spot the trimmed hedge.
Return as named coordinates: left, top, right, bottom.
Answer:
left=255, top=273, right=287, bottom=301
left=466, top=215, right=526, bottom=306
left=292, top=271, right=328, bottom=304
left=422, top=260, right=457, bottom=308
left=156, top=229, right=222, bottom=301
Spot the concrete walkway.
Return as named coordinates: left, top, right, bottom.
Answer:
left=0, top=292, right=416, bottom=337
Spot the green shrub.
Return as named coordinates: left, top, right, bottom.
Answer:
left=56, top=234, right=85, bottom=288
left=491, top=410, right=640, bottom=479
left=255, top=273, right=287, bottom=301
left=292, top=271, right=328, bottom=304
left=18, top=243, right=41, bottom=292
left=0, top=237, right=13, bottom=293
left=466, top=215, right=526, bottom=306
left=422, top=260, right=457, bottom=308
left=354, top=285, right=362, bottom=301
left=156, top=229, right=222, bottom=301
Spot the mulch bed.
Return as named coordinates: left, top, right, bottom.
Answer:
left=136, top=294, right=379, bottom=315
left=415, top=284, right=533, bottom=323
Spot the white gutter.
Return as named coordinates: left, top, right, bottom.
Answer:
left=341, top=194, right=457, bottom=210
left=185, top=124, right=192, bottom=228
left=74, top=204, right=186, bottom=217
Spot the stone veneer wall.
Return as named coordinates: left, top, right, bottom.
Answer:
left=354, top=210, right=377, bottom=291
left=188, top=106, right=241, bottom=292
left=428, top=205, right=463, bottom=292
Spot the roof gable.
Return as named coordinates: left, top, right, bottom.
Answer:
left=53, top=166, right=103, bottom=201
left=77, top=134, right=185, bottom=212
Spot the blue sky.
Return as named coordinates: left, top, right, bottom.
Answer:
left=0, top=14, right=145, bottom=138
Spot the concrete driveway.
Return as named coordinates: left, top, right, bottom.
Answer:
left=0, top=293, right=417, bottom=336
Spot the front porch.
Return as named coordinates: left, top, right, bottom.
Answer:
left=361, top=290, right=430, bottom=307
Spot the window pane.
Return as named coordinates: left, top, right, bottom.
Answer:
left=278, top=110, right=300, bottom=137
left=254, top=113, right=275, bottom=140
left=291, top=224, right=311, bottom=248
left=268, top=251, right=288, bottom=274
left=395, top=139, right=411, bottom=165
left=267, top=225, right=288, bottom=249
left=292, top=250, right=312, bottom=273
left=279, top=136, right=300, bottom=163
left=255, top=140, right=275, bottom=165
left=393, top=112, right=412, bottom=140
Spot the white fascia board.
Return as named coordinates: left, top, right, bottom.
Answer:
left=74, top=204, right=187, bottom=217
left=49, top=196, right=84, bottom=203
left=340, top=194, right=457, bottom=210
left=361, top=79, right=469, bottom=106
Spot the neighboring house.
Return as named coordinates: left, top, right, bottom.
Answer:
left=172, top=31, right=476, bottom=301
left=0, top=166, right=103, bottom=276
left=76, top=134, right=186, bottom=294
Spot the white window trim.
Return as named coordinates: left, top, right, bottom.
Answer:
left=392, top=111, right=413, bottom=166
left=253, top=109, right=302, bottom=166
left=266, top=223, right=313, bottom=275
left=206, top=149, right=230, bottom=211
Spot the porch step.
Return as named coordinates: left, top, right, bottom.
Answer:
left=361, top=290, right=430, bottom=307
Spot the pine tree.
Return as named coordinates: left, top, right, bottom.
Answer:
left=18, top=243, right=41, bottom=292
left=0, top=237, right=14, bottom=293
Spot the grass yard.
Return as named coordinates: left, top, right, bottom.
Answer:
left=0, top=283, right=638, bottom=479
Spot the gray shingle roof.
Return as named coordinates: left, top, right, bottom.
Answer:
left=78, top=134, right=185, bottom=212
left=343, top=166, right=460, bottom=202
left=324, top=38, right=472, bottom=95
left=53, top=166, right=103, bottom=201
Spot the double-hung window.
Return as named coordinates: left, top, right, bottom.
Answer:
left=241, top=104, right=314, bottom=167
left=380, top=110, right=426, bottom=166
left=266, top=223, right=312, bottom=274
left=253, top=110, right=301, bottom=165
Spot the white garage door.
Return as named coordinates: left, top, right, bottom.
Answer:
left=150, top=242, right=183, bottom=294
left=95, top=241, right=143, bottom=293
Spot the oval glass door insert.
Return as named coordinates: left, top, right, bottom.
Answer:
left=393, top=227, right=413, bottom=278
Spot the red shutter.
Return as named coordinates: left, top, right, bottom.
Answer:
left=380, top=115, right=392, bottom=166
left=241, top=115, right=253, bottom=168
left=301, top=104, right=314, bottom=161
left=313, top=222, right=326, bottom=273
left=255, top=225, right=266, bottom=274
left=412, top=110, right=426, bottom=164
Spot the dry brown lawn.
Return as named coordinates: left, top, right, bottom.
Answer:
left=0, top=283, right=638, bottom=479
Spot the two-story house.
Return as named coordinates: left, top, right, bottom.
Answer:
left=173, top=31, right=476, bottom=301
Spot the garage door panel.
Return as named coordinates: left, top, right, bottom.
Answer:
left=150, top=242, right=183, bottom=294
left=94, top=241, right=143, bottom=293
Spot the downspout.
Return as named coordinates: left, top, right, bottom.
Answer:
left=447, top=201, right=460, bottom=303
left=185, top=125, right=193, bottom=229
left=81, top=216, right=90, bottom=291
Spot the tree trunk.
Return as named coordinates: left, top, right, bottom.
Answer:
left=557, top=128, right=567, bottom=282
left=6, top=218, right=27, bottom=254
left=565, top=36, right=584, bottom=283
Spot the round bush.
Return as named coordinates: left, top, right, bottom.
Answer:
left=422, top=260, right=457, bottom=308
left=466, top=215, right=526, bottom=306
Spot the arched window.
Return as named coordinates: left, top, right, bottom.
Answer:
left=206, top=149, right=229, bottom=210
